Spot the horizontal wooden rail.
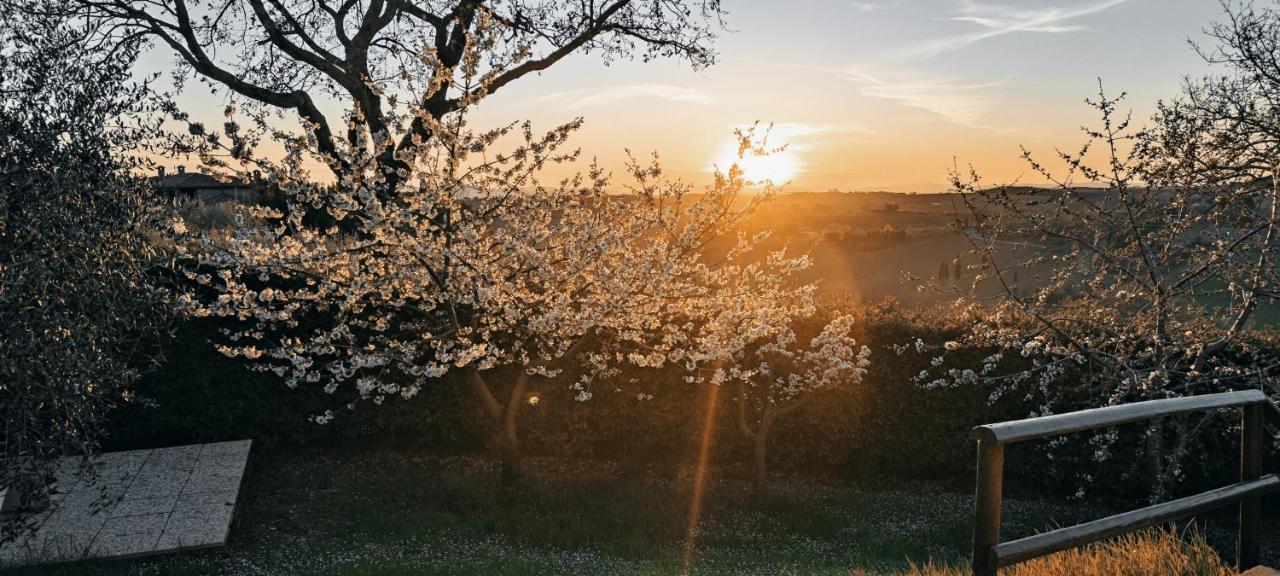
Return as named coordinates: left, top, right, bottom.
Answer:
left=972, top=389, right=1268, bottom=445
left=992, top=475, right=1280, bottom=567
left=971, top=390, right=1274, bottom=576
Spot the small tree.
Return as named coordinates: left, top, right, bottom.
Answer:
left=0, top=2, right=167, bottom=527
left=727, top=312, right=870, bottom=497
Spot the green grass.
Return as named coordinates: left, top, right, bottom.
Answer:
left=3, top=447, right=1239, bottom=575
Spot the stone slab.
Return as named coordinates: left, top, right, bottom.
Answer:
left=1243, top=568, right=1280, bottom=576
left=0, top=440, right=250, bottom=568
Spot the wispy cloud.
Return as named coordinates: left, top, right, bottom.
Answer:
left=540, top=84, right=714, bottom=108
left=849, top=1, right=895, bottom=12
left=711, top=122, right=873, bottom=176
left=902, top=0, right=1128, bottom=59
left=846, top=67, right=1009, bottom=129
left=733, top=121, right=876, bottom=147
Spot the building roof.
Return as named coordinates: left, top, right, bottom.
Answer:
left=154, top=172, right=250, bottom=190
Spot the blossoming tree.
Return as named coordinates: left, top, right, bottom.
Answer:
left=168, top=35, right=810, bottom=482
left=41, top=0, right=813, bottom=484
left=725, top=312, right=870, bottom=496
left=923, top=73, right=1280, bottom=498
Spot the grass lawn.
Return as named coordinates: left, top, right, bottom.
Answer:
left=9, top=445, right=1269, bottom=575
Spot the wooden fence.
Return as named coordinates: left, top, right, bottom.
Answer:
left=970, top=389, right=1280, bottom=575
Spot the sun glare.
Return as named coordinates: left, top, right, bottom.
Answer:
left=713, top=141, right=800, bottom=184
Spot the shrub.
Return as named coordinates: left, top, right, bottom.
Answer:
left=108, top=319, right=485, bottom=451
left=107, top=298, right=1271, bottom=506
left=174, top=198, right=239, bottom=231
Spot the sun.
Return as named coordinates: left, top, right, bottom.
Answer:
left=712, top=141, right=800, bottom=184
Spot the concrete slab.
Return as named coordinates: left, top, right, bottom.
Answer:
left=0, top=440, right=250, bottom=568
left=1242, top=568, right=1280, bottom=576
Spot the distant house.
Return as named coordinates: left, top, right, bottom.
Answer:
left=154, top=165, right=257, bottom=204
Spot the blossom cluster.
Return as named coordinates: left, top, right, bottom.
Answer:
left=170, top=35, right=811, bottom=418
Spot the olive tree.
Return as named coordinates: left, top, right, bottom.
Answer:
left=0, top=3, right=168, bottom=530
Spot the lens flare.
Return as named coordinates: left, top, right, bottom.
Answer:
left=680, top=369, right=722, bottom=573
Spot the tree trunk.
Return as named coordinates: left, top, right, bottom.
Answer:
left=752, top=408, right=774, bottom=499
left=752, top=434, right=768, bottom=498
left=735, top=382, right=764, bottom=497
left=497, top=372, right=528, bottom=487
left=498, top=418, right=522, bottom=487
left=466, top=367, right=528, bottom=487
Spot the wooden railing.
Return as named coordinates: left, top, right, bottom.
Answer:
left=970, top=389, right=1280, bottom=575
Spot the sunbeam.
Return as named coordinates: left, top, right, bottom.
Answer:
left=681, top=368, right=722, bottom=573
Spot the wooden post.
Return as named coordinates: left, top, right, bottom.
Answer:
left=1239, top=403, right=1263, bottom=571
left=973, top=440, right=1004, bottom=576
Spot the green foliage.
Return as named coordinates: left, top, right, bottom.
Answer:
left=108, top=302, right=992, bottom=478
left=108, top=319, right=485, bottom=451
left=174, top=199, right=238, bottom=231
left=1, top=2, right=168, bottom=530
left=108, top=301, right=1271, bottom=505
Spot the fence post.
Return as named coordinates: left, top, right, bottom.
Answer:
left=973, top=440, right=1004, bottom=576
left=1239, top=403, right=1263, bottom=571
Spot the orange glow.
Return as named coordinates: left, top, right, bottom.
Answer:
left=680, top=369, right=721, bottom=573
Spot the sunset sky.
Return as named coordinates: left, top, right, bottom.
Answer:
left=153, top=0, right=1226, bottom=192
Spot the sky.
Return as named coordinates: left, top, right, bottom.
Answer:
left=153, top=0, right=1227, bottom=192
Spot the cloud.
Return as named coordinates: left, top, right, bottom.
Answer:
left=730, top=121, right=877, bottom=149
left=708, top=122, right=876, bottom=178
left=846, top=67, right=1008, bottom=129
left=902, top=0, right=1128, bottom=59
left=540, top=84, right=714, bottom=108
left=740, top=121, right=874, bottom=138
left=849, top=1, right=893, bottom=11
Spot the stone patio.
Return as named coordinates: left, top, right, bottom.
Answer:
left=0, top=440, right=251, bottom=567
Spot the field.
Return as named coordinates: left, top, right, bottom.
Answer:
left=741, top=191, right=1280, bottom=325
left=729, top=191, right=1037, bottom=306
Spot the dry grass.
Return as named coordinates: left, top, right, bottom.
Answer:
left=865, top=528, right=1235, bottom=576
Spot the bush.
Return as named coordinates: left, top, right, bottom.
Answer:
left=174, top=198, right=238, bottom=231
left=107, top=318, right=485, bottom=451
left=107, top=299, right=1271, bottom=506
